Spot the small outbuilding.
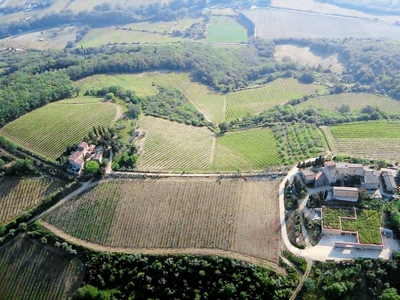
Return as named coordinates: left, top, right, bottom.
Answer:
left=333, top=187, right=359, bottom=202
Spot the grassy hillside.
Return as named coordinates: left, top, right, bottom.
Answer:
left=226, top=78, right=320, bottom=122
left=0, top=177, right=62, bottom=225
left=0, top=98, right=117, bottom=160
left=43, top=178, right=281, bottom=262
left=212, top=129, right=281, bottom=171
left=0, top=235, right=84, bottom=300
left=328, top=121, right=400, bottom=161
left=295, top=93, right=400, bottom=113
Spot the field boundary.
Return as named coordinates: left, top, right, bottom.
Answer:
left=39, top=220, right=285, bottom=275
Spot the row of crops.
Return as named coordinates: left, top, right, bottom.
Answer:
left=136, top=116, right=214, bottom=171
left=0, top=100, right=117, bottom=160
left=225, top=78, right=318, bottom=122
left=0, top=177, right=62, bottom=225
left=0, top=236, right=83, bottom=300
left=43, top=178, right=280, bottom=261
left=212, top=128, right=281, bottom=171
left=272, top=123, right=325, bottom=165
left=44, top=179, right=239, bottom=249
left=137, top=116, right=282, bottom=172
left=296, top=93, right=400, bottom=114
left=328, top=121, right=400, bottom=162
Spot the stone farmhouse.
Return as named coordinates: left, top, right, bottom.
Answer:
left=68, top=142, right=103, bottom=174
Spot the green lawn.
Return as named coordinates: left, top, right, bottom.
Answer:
left=0, top=97, right=117, bottom=160
left=207, top=16, right=248, bottom=43
left=212, top=128, right=281, bottom=171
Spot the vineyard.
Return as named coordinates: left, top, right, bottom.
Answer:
left=328, top=121, right=400, bottom=162
left=136, top=117, right=283, bottom=172
left=274, top=44, right=344, bottom=73
left=212, top=128, right=281, bottom=171
left=226, top=78, right=320, bottom=122
left=295, top=93, right=400, bottom=113
left=242, top=9, right=400, bottom=39
left=0, top=98, right=117, bottom=160
left=136, top=116, right=214, bottom=171
left=272, top=123, right=326, bottom=165
left=76, top=73, right=321, bottom=124
left=43, top=177, right=281, bottom=262
left=0, top=177, right=63, bottom=225
left=0, top=235, right=84, bottom=299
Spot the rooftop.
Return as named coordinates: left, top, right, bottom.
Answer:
left=333, top=187, right=359, bottom=199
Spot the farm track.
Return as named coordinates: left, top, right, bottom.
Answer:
left=290, top=259, right=313, bottom=300
left=38, top=221, right=285, bottom=275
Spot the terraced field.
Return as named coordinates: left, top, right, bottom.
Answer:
left=212, top=129, right=281, bottom=171
left=0, top=235, right=84, bottom=300
left=43, top=177, right=281, bottom=262
left=328, top=121, right=400, bottom=161
left=136, top=116, right=214, bottom=171
left=0, top=98, right=117, bottom=160
left=0, top=177, right=62, bottom=225
left=226, top=78, right=320, bottom=121
left=296, top=93, right=400, bottom=113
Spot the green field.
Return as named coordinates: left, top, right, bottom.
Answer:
left=207, top=16, right=248, bottom=43
left=327, top=121, right=400, bottom=161
left=0, top=177, right=62, bottom=225
left=226, top=78, right=320, bottom=122
left=0, top=98, right=117, bottom=160
left=212, top=128, right=281, bottom=171
left=0, top=235, right=83, bottom=300
left=295, top=93, right=400, bottom=113
left=136, top=117, right=282, bottom=172
left=136, top=116, right=214, bottom=171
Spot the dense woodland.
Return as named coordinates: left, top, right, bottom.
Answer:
left=301, top=255, right=400, bottom=299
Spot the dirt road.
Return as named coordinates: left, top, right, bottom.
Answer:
left=39, top=221, right=285, bottom=275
